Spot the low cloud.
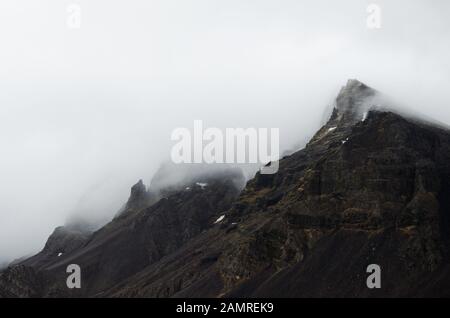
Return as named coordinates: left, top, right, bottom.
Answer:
left=1, top=0, right=450, bottom=263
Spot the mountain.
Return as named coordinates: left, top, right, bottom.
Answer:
left=2, top=79, right=450, bottom=297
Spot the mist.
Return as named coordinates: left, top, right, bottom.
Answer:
left=1, top=0, right=450, bottom=264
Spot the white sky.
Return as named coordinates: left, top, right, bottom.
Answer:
left=1, top=0, right=450, bottom=263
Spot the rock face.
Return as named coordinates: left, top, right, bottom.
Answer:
left=126, top=179, right=148, bottom=209
left=2, top=79, right=450, bottom=297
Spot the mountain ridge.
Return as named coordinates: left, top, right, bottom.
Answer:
left=2, top=79, right=450, bottom=297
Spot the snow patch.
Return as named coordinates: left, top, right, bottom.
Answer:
left=362, top=112, right=368, bottom=122
left=57, top=252, right=63, bottom=257
left=327, top=127, right=337, bottom=132
left=196, top=182, right=208, bottom=189
left=342, top=137, right=349, bottom=144
left=214, top=215, right=225, bottom=224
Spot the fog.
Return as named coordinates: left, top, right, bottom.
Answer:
left=1, top=0, right=450, bottom=264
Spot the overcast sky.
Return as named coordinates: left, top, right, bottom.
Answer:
left=1, top=0, right=450, bottom=264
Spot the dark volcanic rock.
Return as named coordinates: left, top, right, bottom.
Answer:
left=0, top=167, right=244, bottom=297
left=2, top=79, right=450, bottom=298
left=126, top=179, right=148, bottom=209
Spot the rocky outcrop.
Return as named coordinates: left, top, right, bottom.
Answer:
left=126, top=179, right=148, bottom=208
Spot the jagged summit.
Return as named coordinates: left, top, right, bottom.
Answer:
left=115, top=164, right=246, bottom=220
left=334, top=79, right=378, bottom=123
left=125, top=179, right=148, bottom=209
left=131, top=179, right=146, bottom=194
left=308, top=79, right=379, bottom=146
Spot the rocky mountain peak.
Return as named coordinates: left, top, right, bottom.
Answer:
left=334, top=79, right=378, bottom=123
left=125, top=179, right=149, bottom=210
left=131, top=179, right=146, bottom=194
